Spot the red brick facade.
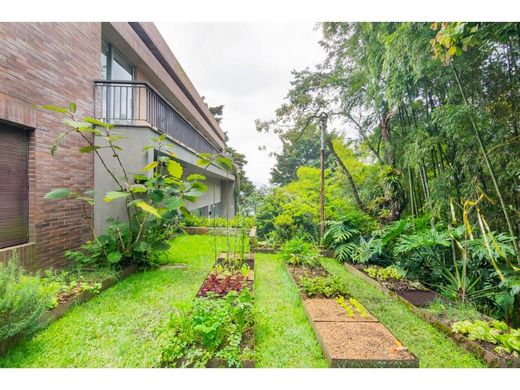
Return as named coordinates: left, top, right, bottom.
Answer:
left=0, top=23, right=101, bottom=269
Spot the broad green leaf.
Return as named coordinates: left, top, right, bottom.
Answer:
left=215, top=156, right=234, bottom=171
left=135, top=201, right=161, bottom=218
left=167, top=160, right=183, bottom=179
left=105, top=135, right=126, bottom=142
left=130, top=184, right=147, bottom=193
left=63, top=119, right=92, bottom=129
left=39, top=105, right=69, bottom=114
left=84, top=116, right=114, bottom=129
left=187, top=174, right=206, bottom=182
left=165, top=197, right=183, bottom=210
left=190, top=182, right=208, bottom=192
left=69, top=102, right=77, bottom=113
left=79, top=145, right=101, bottom=153
left=44, top=188, right=72, bottom=199
left=142, top=161, right=159, bottom=172
left=142, top=145, right=154, bottom=151
left=107, top=251, right=122, bottom=263
left=179, top=206, right=191, bottom=217
left=152, top=241, right=171, bottom=251
left=103, top=191, right=130, bottom=202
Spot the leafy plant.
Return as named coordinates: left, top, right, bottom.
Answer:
left=336, top=296, right=369, bottom=318
left=0, top=255, right=55, bottom=341
left=160, top=289, right=254, bottom=367
left=451, top=319, right=520, bottom=356
left=39, top=103, right=233, bottom=267
left=299, top=275, right=349, bottom=298
left=365, top=265, right=405, bottom=281
left=279, top=237, right=320, bottom=268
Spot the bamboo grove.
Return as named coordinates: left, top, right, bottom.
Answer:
left=256, top=22, right=520, bottom=323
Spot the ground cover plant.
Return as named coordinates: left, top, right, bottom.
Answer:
left=452, top=319, right=520, bottom=357
left=160, top=289, right=255, bottom=367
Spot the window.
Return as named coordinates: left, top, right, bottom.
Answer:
left=100, top=40, right=135, bottom=121
left=0, top=123, right=29, bottom=248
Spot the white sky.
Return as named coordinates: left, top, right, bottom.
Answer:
left=155, top=22, right=326, bottom=186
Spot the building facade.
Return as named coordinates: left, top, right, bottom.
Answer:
left=0, top=22, right=234, bottom=270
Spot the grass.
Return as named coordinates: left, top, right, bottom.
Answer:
left=321, top=258, right=487, bottom=368
left=254, top=253, right=327, bottom=367
left=0, top=235, right=228, bottom=368
left=425, top=299, right=488, bottom=322
left=0, top=234, right=487, bottom=368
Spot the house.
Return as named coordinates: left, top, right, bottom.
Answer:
left=0, top=22, right=235, bottom=270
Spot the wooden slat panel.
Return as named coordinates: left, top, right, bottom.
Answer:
left=0, top=124, right=29, bottom=248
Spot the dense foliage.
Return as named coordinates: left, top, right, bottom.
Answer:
left=256, top=22, right=520, bottom=326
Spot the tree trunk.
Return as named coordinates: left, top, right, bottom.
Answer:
left=512, top=294, right=520, bottom=329
left=325, top=136, right=367, bottom=213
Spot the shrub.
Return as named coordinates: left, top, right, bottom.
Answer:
left=0, top=255, right=54, bottom=341
left=279, top=237, right=320, bottom=268
left=160, top=290, right=254, bottom=367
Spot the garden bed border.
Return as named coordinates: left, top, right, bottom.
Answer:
left=343, top=262, right=520, bottom=368
left=286, top=264, right=419, bottom=368
left=0, top=263, right=138, bottom=357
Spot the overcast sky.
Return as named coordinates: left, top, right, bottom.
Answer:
left=155, top=23, right=326, bottom=186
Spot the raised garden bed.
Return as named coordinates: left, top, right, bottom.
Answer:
left=287, top=264, right=418, bottom=368
left=194, top=252, right=256, bottom=367
left=183, top=226, right=256, bottom=237
left=353, top=264, right=441, bottom=307
left=344, top=262, right=520, bottom=368
left=0, top=264, right=138, bottom=356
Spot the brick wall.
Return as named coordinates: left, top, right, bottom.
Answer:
left=0, top=22, right=101, bottom=270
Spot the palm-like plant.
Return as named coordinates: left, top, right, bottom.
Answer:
left=322, top=220, right=360, bottom=262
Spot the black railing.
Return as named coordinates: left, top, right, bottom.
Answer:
left=93, top=80, right=222, bottom=154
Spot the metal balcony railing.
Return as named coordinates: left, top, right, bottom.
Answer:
left=93, top=80, right=222, bottom=154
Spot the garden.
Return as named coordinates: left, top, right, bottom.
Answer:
left=1, top=22, right=520, bottom=368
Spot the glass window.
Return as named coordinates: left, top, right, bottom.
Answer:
left=101, top=41, right=134, bottom=121
left=112, top=51, right=133, bottom=81
left=101, top=41, right=109, bottom=80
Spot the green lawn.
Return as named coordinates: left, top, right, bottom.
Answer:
left=254, top=253, right=327, bottom=367
left=0, top=235, right=485, bottom=368
left=321, top=258, right=486, bottom=368
left=0, top=235, right=227, bottom=368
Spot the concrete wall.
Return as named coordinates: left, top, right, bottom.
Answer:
left=94, top=126, right=235, bottom=234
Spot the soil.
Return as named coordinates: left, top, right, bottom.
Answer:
left=303, top=298, right=377, bottom=323
left=355, top=264, right=440, bottom=307
left=315, top=321, right=416, bottom=362
left=289, top=265, right=328, bottom=283
left=395, top=289, right=439, bottom=307
left=56, top=285, right=85, bottom=304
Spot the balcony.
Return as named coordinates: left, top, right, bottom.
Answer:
left=93, top=80, right=222, bottom=154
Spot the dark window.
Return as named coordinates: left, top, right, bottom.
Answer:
left=0, top=123, right=29, bottom=248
